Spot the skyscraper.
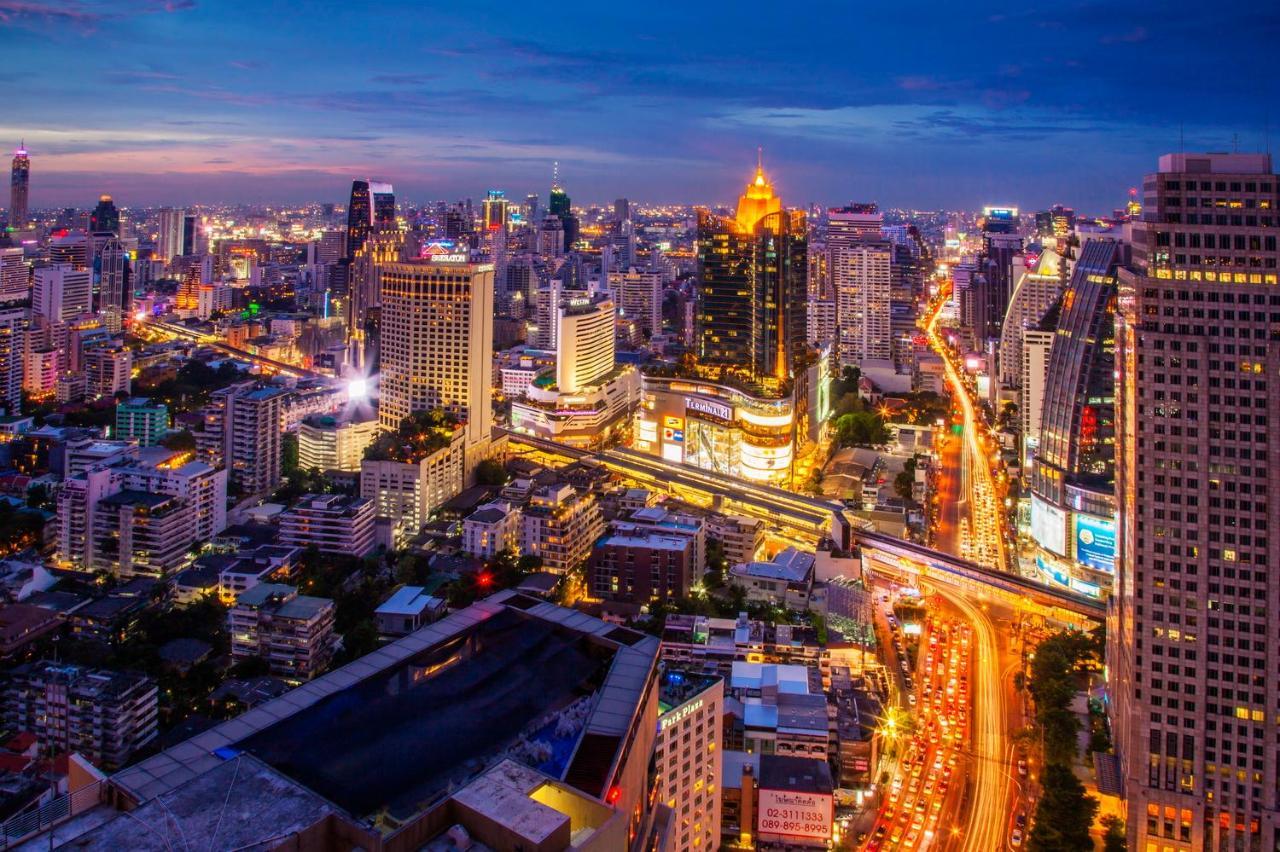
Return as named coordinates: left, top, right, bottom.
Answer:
left=828, top=206, right=890, bottom=367
left=0, top=247, right=27, bottom=303
left=156, top=207, right=187, bottom=264
left=346, top=180, right=395, bottom=260
left=9, top=143, right=28, bottom=229
left=33, top=264, right=92, bottom=322
left=89, top=195, right=119, bottom=235
left=97, top=237, right=131, bottom=331
left=695, top=156, right=808, bottom=393
left=377, top=254, right=494, bottom=446
left=1027, top=238, right=1125, bottom=598
left=549, top=167, right=577, bottom=251
left=1112, top=153, right=1280, bottom=851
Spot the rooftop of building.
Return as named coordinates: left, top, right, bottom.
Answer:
left=758, top=754, right=834, bottom=797
left=730, top=547, right=815, bottom=583
left=111, top=592, right=659, bottom=831
left=98, top=489, right=175, bottom=510
left=730, top=661, right=811, bottom=695
left=658, top=669, right=721, bottom=715
left=374, top=585, right=443, bottom=617
left=118, top=397, right=166, bottom=410
left=285, top=493, right=372, bottom=515
left=9, top=660, right=151, bottom=698
left=232, top=582, right=296, bottom=607
left=597, top=533, right=690, bottom=553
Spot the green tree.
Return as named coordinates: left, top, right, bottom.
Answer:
left=1101, top=815, right=1126, bottom=852
left=474, top=458, right=508, bottom=486
left=282, top=432, right=300, bottom=475
left=835, top=411, right=889, bottom=447
left=1027, top=764, right=1098, bottom=852
left=159, top=430, right=197, bottom=452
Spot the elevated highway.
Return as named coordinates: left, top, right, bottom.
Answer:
left=503, top=430, right=834, bottom=535
left=137, top=317, right=324, bottom=380
left=851, top=526, right=1105, bottom=624
left=506, top=430, right=1105, bottom=623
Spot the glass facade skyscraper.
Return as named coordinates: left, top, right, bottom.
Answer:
left=346, top=180, right=394, bottom=261
left=695, top=160, right=807, bottom=395
left=1027, top=237, right=1126, bottom=597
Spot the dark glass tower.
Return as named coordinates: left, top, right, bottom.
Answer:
left=89, top=194, right=119, bottom=235
left=549, top=177, right=577, bottom=251
left=9, top=143, right=28, bottom=229
left=346, top=180, right=372, bottom=259
left=696, top=161, right=808, bottom=395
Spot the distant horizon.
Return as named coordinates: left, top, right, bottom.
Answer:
left=6, top=1, right=1277, bottom=213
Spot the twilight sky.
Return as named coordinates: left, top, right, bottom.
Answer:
left=3, top=0, right=1278, bottom=212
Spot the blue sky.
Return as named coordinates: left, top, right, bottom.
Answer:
left=3, top=0, right=1277, bottom=211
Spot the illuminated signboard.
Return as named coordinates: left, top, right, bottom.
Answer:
left=685, top=397, right=732, bottom=423
left=662, top=428, right=684, bottom=444
left=663, top=415, right=685, bottom=430
left=758, top=788, right=833, bottom=843
left=1031, top=495, right=1067, bottom=557
left=429, top=253, right=469, bottom=263
left=659, top=698, right=702, bottom=731
left=1074, top=513, right=1116, bottom=573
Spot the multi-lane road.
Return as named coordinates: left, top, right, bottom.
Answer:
left=922, top=289, right=1009, bottom=573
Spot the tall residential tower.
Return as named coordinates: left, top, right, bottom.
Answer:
left=1112, top=153, right=1280, bottom=851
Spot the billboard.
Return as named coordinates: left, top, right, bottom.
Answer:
left=758, top=788, right=833, bottom=843
left=1074, top=513, right=1116, bottom=573
left=1031, top=495, right=1067, bottom=557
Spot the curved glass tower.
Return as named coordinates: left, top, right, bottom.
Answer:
left=1028, top=237, right=1127, bottom=596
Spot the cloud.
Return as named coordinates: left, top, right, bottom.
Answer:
left=370, top=73, right=437, bottom=85
left=0, top=0, right=193, bottom=29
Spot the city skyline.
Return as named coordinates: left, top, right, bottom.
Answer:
left=4, top=0, right=1277, bottom=210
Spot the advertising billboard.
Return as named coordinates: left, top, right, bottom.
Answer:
left=758, top=788, right=833, bottom=844
left=1031, top=495, right=1067, bottom=557
left=1074, top=513, right=1116, bottom=573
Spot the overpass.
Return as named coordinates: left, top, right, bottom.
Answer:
left=502, top=431, right=835, bottom=535
left=850, top=526, right=1106, bottom=622
left=504, top=430, right=1105, bottom=621
left=138, top=317, right=324, bottom=380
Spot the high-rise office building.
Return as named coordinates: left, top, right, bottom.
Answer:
left=347, top=224, right=404, bottom=371
left=33, top=264, right=91, bottom=322
left=1027, top=239, right=1125, bottom=598
left=0, top=246, right=27, bottom=303
left=345, top=179, right=394, bottom=260
left=1112, top=153, right=1280, bottom=851
left=97, top=236, right=131, bottom=330
left=0, top=306, right=25, bottom=414
left=8, top=142, right=28, bottom=229
left=89, top=194, right=120, bottom=235
left=377, top=256, right=494, bottom=445
left=155, top=206, right=192, bottom=264
left=828, top=206, right=892, bottom=367
left=614, top=197, right=631, bottom=222
left=695, top=157, right=807, bottom=394
left=997, top=247, right=1068, bottom=389
left=968, top=207, right=1022, bottom=344
left=609, top=269, right=662, bottom=337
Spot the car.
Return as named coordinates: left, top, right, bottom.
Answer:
left=890, top=827, right=903, bottom=844
left=1011, top=828, right=1024, bottom=847
left=1017, top=759, right=1028, bottom=777
left=1016, top=812, right=1027, bottom=829
left=908, top=694, right=917, bottom=706
left=874, top=825, right=888, bottom=839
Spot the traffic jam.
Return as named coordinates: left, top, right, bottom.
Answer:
left=866, top=613, right=971, bottom=851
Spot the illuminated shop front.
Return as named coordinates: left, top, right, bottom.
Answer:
left=634, top=375, right=798, bottom=487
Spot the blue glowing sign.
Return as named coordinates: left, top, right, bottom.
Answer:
left=1074, top=513, right=1116, bottom=573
